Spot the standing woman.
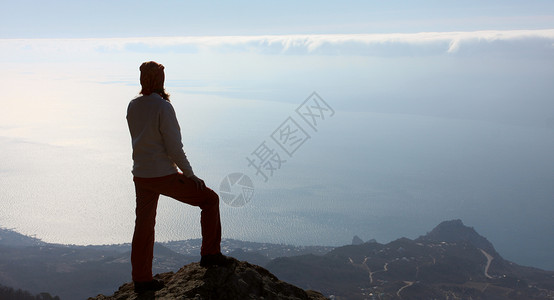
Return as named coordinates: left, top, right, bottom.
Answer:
left=126, top=61, right=230, bottom=293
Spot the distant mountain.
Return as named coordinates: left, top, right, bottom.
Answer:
left=88, top=258, right=327, bottom=300
left=0, top=231, right=331, bottom=299
left=0, top=241, right=197, bottom=299
left=352, top=235, right=364, bottom=245
left=162, top=238, right=333, bottom=259
left=0, top=227, right=45, bottom=247
left=416, top=219, right=498, bottom=255
left=0, top=283, right=59, bottom=300
left=2, top=221, right=553, bottom=300
left=265, top=219, right=554, bottom=299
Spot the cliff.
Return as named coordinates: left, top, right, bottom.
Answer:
left=88, top=258, right=327, bottom=300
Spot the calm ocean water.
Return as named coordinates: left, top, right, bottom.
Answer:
left=1, top=79, right=553, bottom=271
left=1, top=39, right=554, bottom=270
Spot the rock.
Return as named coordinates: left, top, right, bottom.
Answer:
left=417, top=219, right=499, bottom=256
left=351, top=235, right=363, bottom=245
left=88, top=258, right=327, bottom=300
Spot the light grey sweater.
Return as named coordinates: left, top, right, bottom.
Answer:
left=126, top=93, right=194, bottom=178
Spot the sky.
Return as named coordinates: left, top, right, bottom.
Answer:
left=2, top=0, right=554, bottom=38
left=1, top=1, right=554, bottom=270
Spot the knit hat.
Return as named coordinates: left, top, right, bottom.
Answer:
left=139, top=61, right=165, bottom=96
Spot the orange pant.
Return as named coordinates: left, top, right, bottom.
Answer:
left=131, top=173, right=221, bottom=282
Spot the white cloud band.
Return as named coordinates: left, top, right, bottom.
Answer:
left=2, top=29, right=554, bottom=58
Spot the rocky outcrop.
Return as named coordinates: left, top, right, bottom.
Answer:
left=417, top=219, right=498, bottom=255
left=351, top=235, right=364, bottom=245
left=89, top=258, right=327, bottom=300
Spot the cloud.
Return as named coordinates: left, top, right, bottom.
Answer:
left=122, top=30, right=554, bottom=56
left=2, top=29, right=554, bottom=60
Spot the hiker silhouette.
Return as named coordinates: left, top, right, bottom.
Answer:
left=126, top=61, right=231, bottom=294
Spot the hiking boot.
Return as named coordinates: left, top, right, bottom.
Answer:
left=200, top=253, right=233, bottom=267
left=134, top=279, right=165, bottom=293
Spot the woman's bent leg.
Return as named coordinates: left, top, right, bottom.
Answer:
left=159, top=173, right=222, bottom=256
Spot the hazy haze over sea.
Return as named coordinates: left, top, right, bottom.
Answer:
left=1, top=1, right=554, bottom=271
